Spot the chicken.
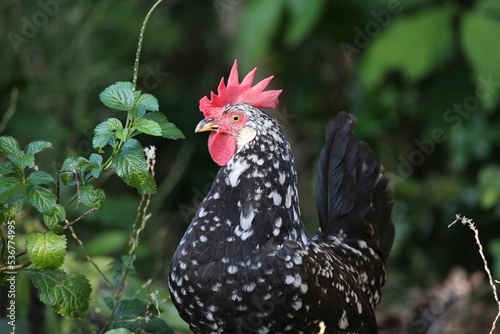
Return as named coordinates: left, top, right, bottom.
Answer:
left=168, top=60, right=395, bottom=334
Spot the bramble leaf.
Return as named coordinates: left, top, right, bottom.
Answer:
left=134, top=119, right=162, bottom=136
left=27, top=185, right=57, bottom=214
left=43, top=204, right=66, bottom=233
left=111, top=139, right=153, bottom=192
left=144, top=112, right=185, bottom=139
left=93, top=118, right=123, bottom=149
left=26, top=141, right=52, bottom=154
left=0, top=176, right=21, bottom=195
left=80, top=185, right=106, bottom=209
left=26, top=231, right=66, bottom=269
left=132, top=93, right=159, bottom=119
left=99, top=82, right=135, bottom=111
left=0, top=163, right=15, bottom=176
left=29, top=269, right=92, bottom=318
left=27, top=171, right=55, bottom=186
left=3, top=194, right=26, bottom=220
left=0, top=136, right=21, bottom=156
left=19, top=152, right=35, bottom=169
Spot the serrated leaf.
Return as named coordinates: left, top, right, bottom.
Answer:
left=111, top=139, right=149, bottom=187
left=26, top=141, right=52, bottom=154
left=27, top=171, right=55, bottom=186
left=134, top=119, right=162, bottom=136
left=26, top=231, right=66, bottom=269
left=93, top=118, right=123, bottom=149
left=131, top=93, right=159, bottom=120
left=144, top=112, right=185, bottom=139
left=89, top=153, right=103, bottom=166
left=112, top=299, right=173, bottom=333
left=0, top=136, right=21, bottom=156
left=29, top=269, right=92, bottom=318
left=461, top=11, right=500, bottom=110
left=285, top=0, right=325, bottom=46
left=361, top=6, right=453, bottom=88
left=0, top=163, right=15, bottom=176
left=138, top=173, right=157, bottom=195
left=0, top=176, right=20, bottom=195
left=27, top=185, right=57, bottom=214
left=19, top=152, right=35, bottom=169
left=3, top=193, right=26, bottom=219
left=60, top=157, right=79, bottom=185
left=43, top=204, right=66, bottom=233
left=99, top=82, right=135, bottom=111
left=80, top=185, right=106, bottom=209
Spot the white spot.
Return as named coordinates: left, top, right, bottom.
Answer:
left=213, top=192, right=220, bottom=199
left=227, top=159, right=249, bottom=187
left=292, top=299, right=302, bottom=310
left=227, top=265, right=238, bottom=274
left=278, top=171, right=286, bottom=185
left=240, top=207, right=255, bottom=231
left=284, top=275, right=294, bottom=285
left=285, top=185, right=293, bottom=208
left=339, top=310, right=349, bottom=329
left=242, top=282, right=256, bottom=292
left=199, top=235, right=208, bottom=242
left=270, top=191, right=282, bottom=206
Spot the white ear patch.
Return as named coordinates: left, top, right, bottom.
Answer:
left=237, top=127, right=257, bottom=147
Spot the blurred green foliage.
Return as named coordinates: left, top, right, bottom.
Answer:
left=1, top=0, right=500, bottom=332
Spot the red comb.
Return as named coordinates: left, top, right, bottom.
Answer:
left=199, top=60, right=282, bottom=118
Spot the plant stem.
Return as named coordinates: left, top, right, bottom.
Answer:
left=67, top=224, right=112, bottom=288
left=0, top=87, right=18, bottom=134
left=132, top=0, right=164, bottom=90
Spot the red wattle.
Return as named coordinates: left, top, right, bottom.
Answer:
left=208, top=132, right=236, bottom=166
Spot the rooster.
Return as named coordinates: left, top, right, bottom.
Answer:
left=169, top=60, right=394, bottom=334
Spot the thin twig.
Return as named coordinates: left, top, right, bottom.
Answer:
left=132, top=0, right=164, bottom=90
left=449, top=214, right=500, bottom=334
left=64, top=208, right=98, bottom=227
left=67, top=224, right=112, bottom=288
left=0, top=87, right=18, bottom=134
left=56, top=169, right=82, bottom=206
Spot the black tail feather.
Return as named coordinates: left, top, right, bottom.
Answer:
left=315, top=111, right=394, bottom=260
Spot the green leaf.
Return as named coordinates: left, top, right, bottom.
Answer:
left=0, top=176, right=21, bottom=195
left=80, top=185, right=106, bottom=209
left=29, top=269, right=92, bottom=318
left=88, top=153, right=104, bottom=179
left=111, top=299, right=174, bottom=334
left=461, top=10, right=500, bottom=110
left=131, top=93, right=159, bottom=120
left=234, top=0, right=286, bottom=66
left=361, top=6, right=453, bottom=88
left=134, top=119, right=162, bottom=136
left=26, top=141, right=52, bottom=154
left=99, top=82, right=135, bottom=111
left=0, top=136, right=21, bottom=156
left=18, top=152, right=35, bottom=169
left=144, top=112, right=185, bottom=139
left=27, top=171, right=55, bottom=186
left=0, top=163, right=15, bottom=176
left=60, top=157, right=79, bottom=185
left=26, top=231, right=66, bottom=269
left=27, top=185, right=57, bottom=214
left=3, top=193, right=26, bottom=219
left=112, top=139, right=149, bottom=190
left=43, top=204, right=66, bottom=233
left=285, top=0, right=326, bottom=46
left=93, top=118, right=123, bottom=149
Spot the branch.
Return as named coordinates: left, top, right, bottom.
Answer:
left=449, top=214, right=500, bottom=334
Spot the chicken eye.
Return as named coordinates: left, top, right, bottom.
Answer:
left=232, top=114, right=240, bottom=122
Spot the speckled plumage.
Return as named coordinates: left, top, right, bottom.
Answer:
left=169, top=105, right=394, bottom=334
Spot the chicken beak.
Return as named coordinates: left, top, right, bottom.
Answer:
left=195, top=118, right=219, bottom=133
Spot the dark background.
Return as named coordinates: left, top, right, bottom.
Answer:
left=1, top=0, right=500, bottom=332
